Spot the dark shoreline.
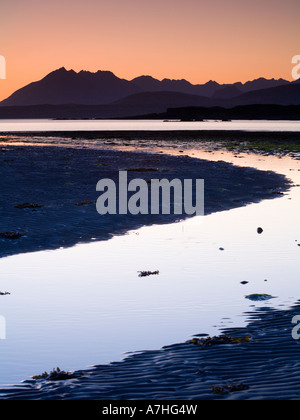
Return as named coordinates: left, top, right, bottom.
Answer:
left=1, top=129, right=300, bottom=142
left=0, top=103, right=299, bottom=120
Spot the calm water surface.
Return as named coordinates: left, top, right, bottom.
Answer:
left=0, top=138, right=299, bottom=386
left=0, top=119, right=300, bottom=132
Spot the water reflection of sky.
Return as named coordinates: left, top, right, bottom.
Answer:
left=0, top=119, right=300, bottom=132
left=0, top=145, right=300, bottom=386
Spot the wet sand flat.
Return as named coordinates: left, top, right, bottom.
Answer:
left=0, top=142, right=291, bottom=259
left=2, top=301, right=300, bottom=400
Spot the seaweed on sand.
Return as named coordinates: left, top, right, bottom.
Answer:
left=0, top=232, right=26, bottom=240
left=73, top=200, right=93, bottom=206
left=32, top=367, right=82, bottom=381
left=14, top=203, right=44, bottom=209
left=188, top=334, right=251, bottom=348
left=138, top=270, right=160, bottom=277
left=211, top=384, right=250, bottom=395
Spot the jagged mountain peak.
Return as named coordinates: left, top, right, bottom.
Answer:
left=0, top=67, right=295, bottom=107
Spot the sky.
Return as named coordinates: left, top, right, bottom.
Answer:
left=0, top=0, right=299, bottom=101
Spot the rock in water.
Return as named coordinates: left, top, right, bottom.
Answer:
left=245, top=294, right=275, bottom=301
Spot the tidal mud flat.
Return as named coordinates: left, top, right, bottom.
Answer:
left=0, top=141, right=291, bottom=259
left=1, top=301, right=300, bottom=400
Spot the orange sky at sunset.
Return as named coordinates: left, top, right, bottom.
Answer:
left=0, top=0, right=299, bottom=101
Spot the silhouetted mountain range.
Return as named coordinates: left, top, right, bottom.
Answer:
left=130, top=74, right=291, bottom=98
left=1, top=68, right=140, bottom=106
left=0, top=68, right=299, bottom=119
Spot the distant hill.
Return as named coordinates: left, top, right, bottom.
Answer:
left=130, top=76, right=291, bottom=98
left=231, top=82, right=300, bottom=106
left=1, top=68, right=296, bottom=106
left=115, top=83, right=300, bottom=111
left=211, top=85, right=242, bottom=99
left=153, top=104, right=300, bottom=121
left=112, top=91, right=216, bottom=107
left=0, top=104, right=299, bottom=121
left=130, top=76, right=222, bottom=97
left=0, top=68, right=141, bottom=106
left=0, top=68, right=299, bottom=119
left=241, top=77, right=290, bottom=92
